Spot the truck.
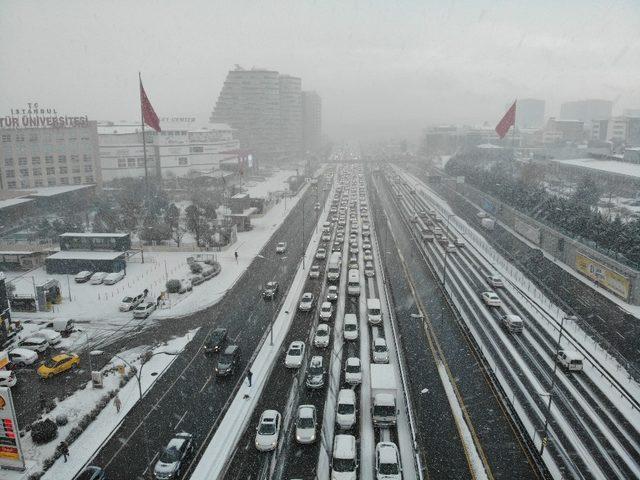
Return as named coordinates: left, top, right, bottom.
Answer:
left=370, top=364, right=398, bottom=427
left=327, top=252, right=342, bottom=281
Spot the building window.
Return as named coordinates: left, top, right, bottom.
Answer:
left=5, top=170, right=15, bottom=178
left=85, top=175, right=94, bottom=183
left=81, top=136, right=90, bottom=141
left=15, top=134, right=24, bottom=142
left=72, top=166, right=81, bottom=173
left=71, top=155, right=79, bottom=163
left=127, top=158, right=136, bottom=167
left=20, top=180, right=29, bottom=189
left=84, top=164, right=93, bottom=172
left=19, top=169, right=29, bottom=177
left=178, top=157, right=188, bottom=166
left=46, top=167, right=55, bottom=175
left=1, top=134, right=10, bottom=142
left=7, top=181, right=16, bottom=188
left=83, top=154, right=91, bottom=162
left=73, top=176, right=82, bottom=184
left=35, top=179, right=43, bottom=187
left=60, top=177, right=69, bottom=185
left=47, top=178, right=56, bottom=186
left=33, top=168, right=42, bottom=176
left=56, top=138, right=65, bottom=144
left=4, top=158, right=13, bottom=167
left=137, top=158, right=145, bottom=167
left=118, top=158, right=127, bottom=168
left=31, top=156, right=41, bottom=165
left=45, top=155, right=54, bottom=164
left=69, top=137, right=76, bottom=142
left=59, top=166, right=68, bottom=174
left=190, top=146, right=204, bottom=153
left=58, top=155, right=67, bottom=163
left=29, top=134, right=38, bottom=142
left=43, top=135, right=52, bottom=144
left=18, top=157, right=28, bottom=166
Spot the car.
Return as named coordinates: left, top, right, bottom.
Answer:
left=344, top=357, right=362, bottom=385
left=305, top=355, right=325, bottom=389
left=299, top=292, right=315, bottom=311
left=8, top=348, right=38, bottom=367
left=89, top=272, right=108, bottom=285
left=296, top=405, right=317, bottom=444
left=75, top=466, right=108, bottom=480
left=255, top=410, right=281, bottom=451
left=501, top=314, right=524, bottom=333
left=37, top=353, right=80, bottom=379
left=215, top=345, right=239, bottom=376
left=203, top=328, right=227, bottom=354
left=343, top=314, right=359, bottom=341
left=481, top=291, right=502, bottom=307
left=362, top=242, right=372, bottom=250
left=314, top=323, right=331, bottom=348
left=119, top=294, right=145, bottom=312
left=375, top=442, right=402, bottom=480
left=363, top=251, right=373, bottom=262
left=315, top=202, right=321, bottom=210
left=348, top=259, right=358, bottom=270
left=453, top=237, right=466, bottom=248
left=364, top=261, right=375, bottom=277
left=103, top=270, right=125, bottom=285
left=327, top=285, right=339, bottom=302
left=556, top=349, right=584, bottom=372
left=445, top=243, right=457, bottom=253
left=133, top=301, right=156, bottom=318
left=321, top=233, right=331, bottom=242
left=336, top=388, right=357, bottom=430
left=285, top=341, right=305, bottom=368
left=276, top=242, right=287, bottom=254
left=33, top=329, right=62, bottom=346
left=309, top=265, right=321, bottom=279
left=486, top=274, right=504, bottom=288
left=18, top=336, right=49, bottom=353
left=74, top=271, right=93, bottom=283
left=372, top=338, right=389, bottom=364
left=0, top=370, right=17, bottom=388
left=331, top=434, right=358, bottom=479
left=262, top=281, right=279, bottom=300
left=153, top=432, right=193, bottom=479
left=319, top=301, right=333, bottom=321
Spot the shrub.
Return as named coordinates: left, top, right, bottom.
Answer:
left=55, top=414, right=68, bottom=426
left=190, top=262, right=203, bottom=274
left=166, top=279, right=181, bottom=293
left=31, top=418, right=58, bottom=445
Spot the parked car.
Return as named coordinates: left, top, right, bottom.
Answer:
left=285, top=341, right=305, bottom=368
left=33, top=329, right=62, bottom=346
left=481, top=291, right=502, bottom=307
left=119, top=294, right=145, bottom=312
left=296, top=405, right=317, bottom=444
left=255, top=410, right=281, bottom=451
left=314, top=324, right=331, bottom=348
left=37, top=353, right=80, bottom=379
left=486, top=274, right=504, bottom=288
left=203, top=328, right=227, bottom=354
left=262, top=281, right=279, bottom=300
left=89, top=272, right=108, bottom=285
left=375, top=442, right=402, bottom=480
left=327, top=285, right=339, bottom=302
left=75, top=466, right=107, bottom=480
left=336, top=389, right=357, bottom=430
left=8, top=348, right=38, bottom=367
left=276, top=242, right=287, bottom=254
left=305, top=355, right=325, bottom=389
left=18, top=336, right=49, bottom=353
left=103, top=270, right=125, bottom=285
left=0, top=370, right=17, bottom=388
left=344, top=357, right=362, bottom=385
left=74, top=271, right=93, bottom=283
left=215, top=345, right=239, bottom=376
left=299, top=292, right=315, bottom=311
left=319, top=301, right=333, bottom=321
left=133, top=302, right=156, bottom=318
left=372, top=338, right=389, bottom=364
left=153, top=432, right=193, bottom=479
left=309, top=265, right=321, bottom=279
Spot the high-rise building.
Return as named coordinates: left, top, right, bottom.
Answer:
left=516, top=99, right=545, bottom=128
left=302, top=91, right=322, bottom=152
left=278, top=75, right=303, bottom=158
left=560, top=99, right=612, bottom=123
left=210, top=67, right=281, bottom=161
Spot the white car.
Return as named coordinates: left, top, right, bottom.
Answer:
left=8, top=348, right=38, bottom=367
left=0, top=371, right=17, bottom=388
left=481, top=291, right=502, bottom=307
left=363, top=251, right=373, bottom=262
left=486, top=275, right=504, bottom=288
left=319, top=301, right=333, bottom=321
left=74, top=270, right=93, bottom=283
left=362, top=242, right=372, bottom=250
left=326, top=285, right=339, bottom=302
left=316, top=248, right=327, bottom=259
left=372, top=338, right=389, bottom=363
left=344, top=357, right=362, bottom=385
left=285, top=341, right=305, bottom=368
left=89, top=272, right=108, bottom=284
left=336, top=389, right=357, bottom=430
left=321, top=233, right=331, bottom=242
left=314, top=323, right=331, bottom=348
left=364, top=261, right=375, bottom=277
left=453, top=237, right=466, bottom=248
left=103, top=270, right=125, bottom=285
left=276, top=242, right=287, bottom=254
left=133, top=301, right=156, bottom=318
left=119, top=294, right=144, bottom=312
left=295, top=405, right=317, bottom=444
left=445, top=243, right=457, bottom=253
left=375, top=442, right=402, bottom=480
left=309, top=265, right=321, bottom=279
left=33, top=329, right=62, bottom=346
left=299, top=292, right=315, bottom=311
left=343, top=314, right=358, bottom=341
left=255, top=410, right=281, bottom=451
left=18, top=336, right=49, bottom=353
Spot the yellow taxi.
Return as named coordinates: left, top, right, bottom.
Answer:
left=37, top=353, right=80, bottom=379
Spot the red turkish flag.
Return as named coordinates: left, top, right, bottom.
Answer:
left=495, top=101, right=516, bottom=139
left=139, top=77, right=161, bottom=132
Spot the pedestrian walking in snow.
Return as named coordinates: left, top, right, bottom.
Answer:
left=58, top=441, right=69, bottom=462
left=247, top=369, right=253, bottom=387
left=156, top=294, right=162, bottom=307
left=234, top=251, right=238, bottom=263
left=114, top=394, right=122, bottom=413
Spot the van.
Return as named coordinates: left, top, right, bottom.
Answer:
left=331, top=434, right=358, bottom=480
left=367, top=298, right=382, bottom=325
left=336, top=389, right=357, bottom=430
left=51, top=319, right=75, bottom=334
left=347, top=269, right=360, bottom=296
left=556, top=350, right=583, bottom=372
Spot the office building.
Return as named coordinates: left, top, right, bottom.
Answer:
left=302, top=91, right=322, bottom=152
left=560, top=99, right=612, bottom=123
left=516, top=99, right=545, bottom=128
left=279, top=75, right=303, bottom=158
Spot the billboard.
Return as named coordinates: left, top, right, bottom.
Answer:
left=515, top=219, right=540, bottom=245
left=575, top=253, right=630, bottom=300
left=0, top=387, right=25, bottom=470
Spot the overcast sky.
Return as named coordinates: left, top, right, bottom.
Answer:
left=1, top=0, right=639, bottom=142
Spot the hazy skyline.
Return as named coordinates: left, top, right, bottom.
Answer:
left=1, top=0, right=639, bottom=142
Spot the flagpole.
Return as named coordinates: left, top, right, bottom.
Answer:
left=139, top=72, right=149, bottom=205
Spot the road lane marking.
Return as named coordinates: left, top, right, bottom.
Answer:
left=199, top=375, right=213, bottom=393
left=174, top=410, right=188, bottom=430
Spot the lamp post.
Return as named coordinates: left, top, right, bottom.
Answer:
left=442, top=214, right=456, bottom=288
left=301, top=195, right=306, bottom=269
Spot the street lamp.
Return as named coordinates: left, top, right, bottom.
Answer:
left=442, top=214, right=456, bottom=288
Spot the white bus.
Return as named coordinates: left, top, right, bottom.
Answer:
left=347, top=269, right=361, bottom=296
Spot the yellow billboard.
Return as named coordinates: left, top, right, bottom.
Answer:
left=575, top=253, right=630, bottom=300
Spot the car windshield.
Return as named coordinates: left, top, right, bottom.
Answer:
left=345, top=323, right=356, bottom=331
left=379, top=461, right=399, bottom=475
left=159, top=446, right=180, bottom=463
left=297, top=416, right=314, bottom=428
left=122, top=297, right=133, bottom=302
left=338, top=403, right=355, bottom=414
left=346, top=363, right=360, bottom=373
left=333, top=458, right=356, bottom=472
left=317, top=329, right=327, bottom=337
left=219, top=353, right=233, bottom=364
left=289, top=346, right=301, bottom=356
left=309, top=364, right=323, bottom=375
left=375, top=344, right=386, bottom=352
left=258, top=421, right=276, bottom=435
left=44, top=359, right=58, bottom=368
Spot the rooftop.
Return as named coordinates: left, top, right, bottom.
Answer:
left=47, top=251, right=126, bottom=261
left=553, top=158, right=640, bottom=180
left=59, top=232, right=129, bottom=238
left=24, top=185, right=95, bottom=197
left=0, top=197, right=34, bottom=210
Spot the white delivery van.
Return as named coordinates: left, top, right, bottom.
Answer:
left=347, top=269, right=360, bottom=296
left=367, top=298, right=382, bottom=325
left=556, top=350, right=584, bottom=372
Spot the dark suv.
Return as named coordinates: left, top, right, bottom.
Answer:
left=204, top=328, right=227, bottom=354
left=215, top=345, right=239, bottom=376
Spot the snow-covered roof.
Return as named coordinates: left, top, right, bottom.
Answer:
left=553, top=158, right=640, bottom=179
left=25, top=185, right=95, bottom=197
left=477, top=143, right=503, bottom=149
left=0, top=251, right=42, bottom=255
left=59, top=232, right=129, bottom=238
left=47, top=251, right=126, bottom=260
left=0, top=197, right=34, bottom=210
